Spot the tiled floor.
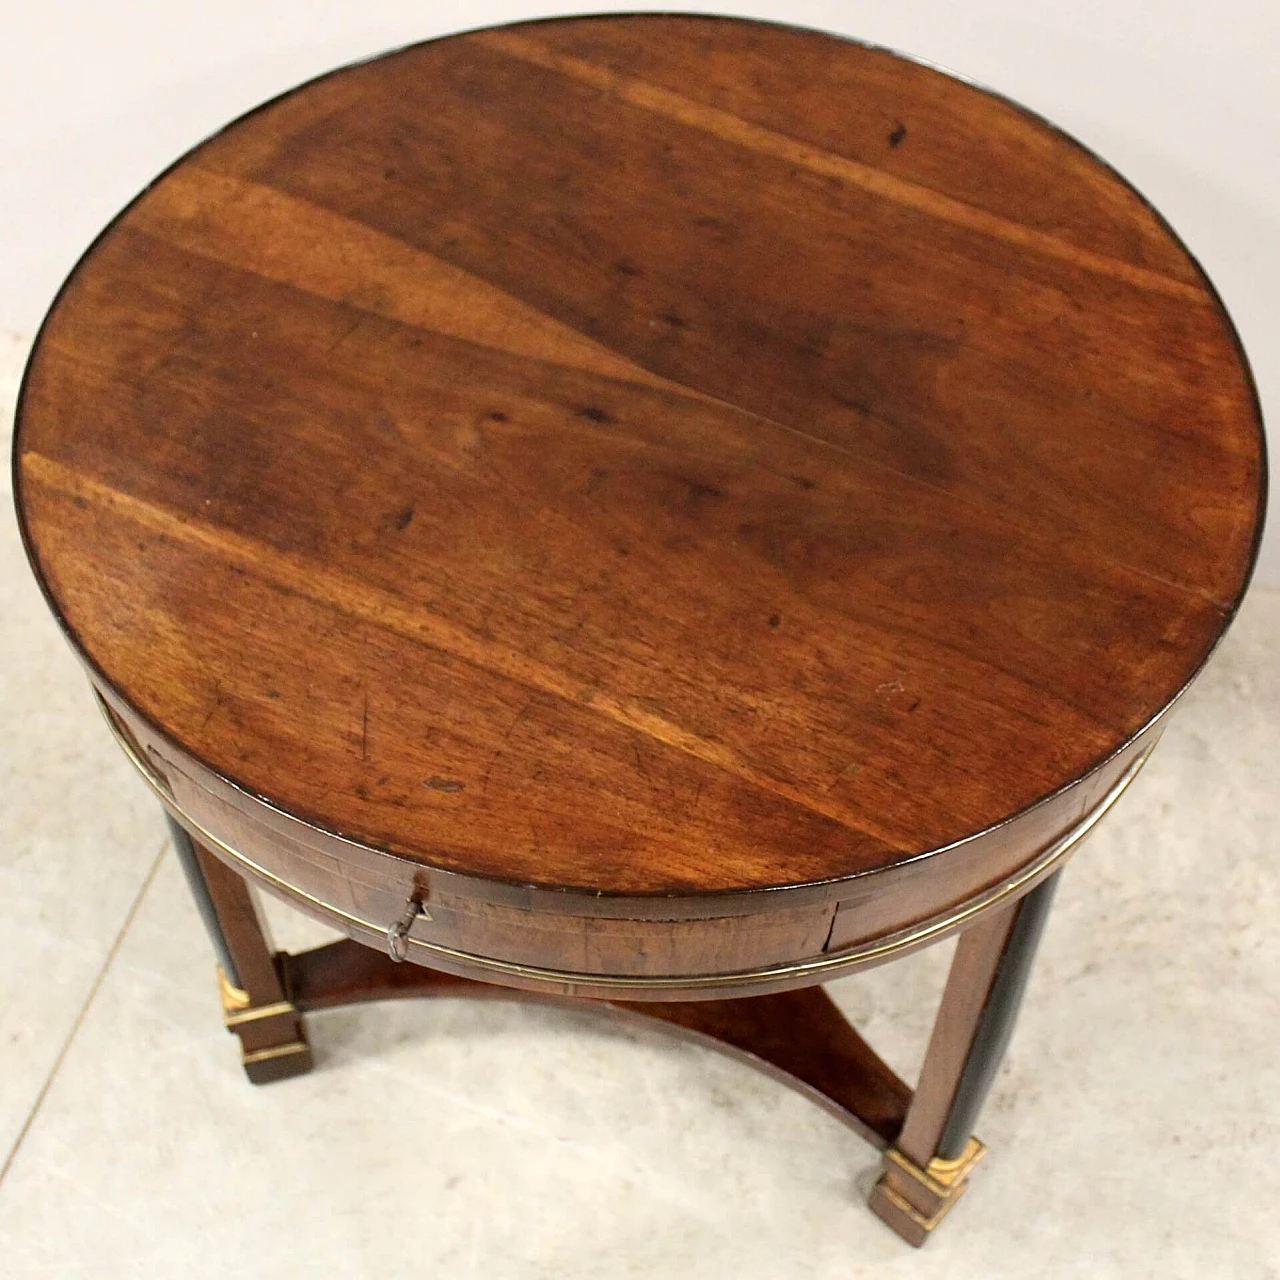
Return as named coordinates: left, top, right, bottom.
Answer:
left=2, top=329, right=1278, bottom=1277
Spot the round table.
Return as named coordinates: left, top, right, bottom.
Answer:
left=13, top=14, right=1265, bottom=1247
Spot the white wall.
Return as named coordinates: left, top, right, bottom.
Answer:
left=3, top=1, right=1275, bottom=584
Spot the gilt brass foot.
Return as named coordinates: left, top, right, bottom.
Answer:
left=218, top=965, right=313, bottom=1084
left=867, top=1136, right=986, bottom=1246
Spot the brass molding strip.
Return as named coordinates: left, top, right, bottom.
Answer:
left=886, top=1136, right=986, bottom=1196
left=241, top=1041, right=311, bottom=1067
left=224, top=1000, right=299, bottom=1029
left=98, top=690, right=1154, bottom=993
left=874, top=1179, right=963, bottom=1235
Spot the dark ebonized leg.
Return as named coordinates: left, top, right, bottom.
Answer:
left=869, top=871, right=1062, bottom=1245
left=166, top=812, right=313, bottom=1083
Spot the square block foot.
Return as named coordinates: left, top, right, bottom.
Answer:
left=241, top=1038, right=314, bottom=1084
left=868, top=1136, right=986, bottom=1247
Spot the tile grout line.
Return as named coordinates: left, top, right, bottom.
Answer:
left=0, top=836, right=169, bottom=1189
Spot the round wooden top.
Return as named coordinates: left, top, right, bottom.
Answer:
left=15, top=15, right=1264, bottom=898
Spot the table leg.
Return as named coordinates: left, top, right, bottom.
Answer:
left=166, top=813, right=313, bottom=1083
left=868, top=871, right=1061, bottom=1245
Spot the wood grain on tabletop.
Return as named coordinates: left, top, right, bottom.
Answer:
left=14, top=15, right=1264, bottom=899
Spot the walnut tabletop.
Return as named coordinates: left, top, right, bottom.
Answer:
left=12, top=14, right=1268, bottom=1245
left=14, top=16, right=1264, bottom=987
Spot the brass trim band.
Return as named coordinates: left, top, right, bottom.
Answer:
left=240, top=1041, right=311, bottom=1067
left=874, top=1180, right=961, bottom=1235
left=886, top=1136, right=986, bottom=1196
left=223, top=999, right=299, bottom=1029
left=97, top=689, right=1154, bottom=993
